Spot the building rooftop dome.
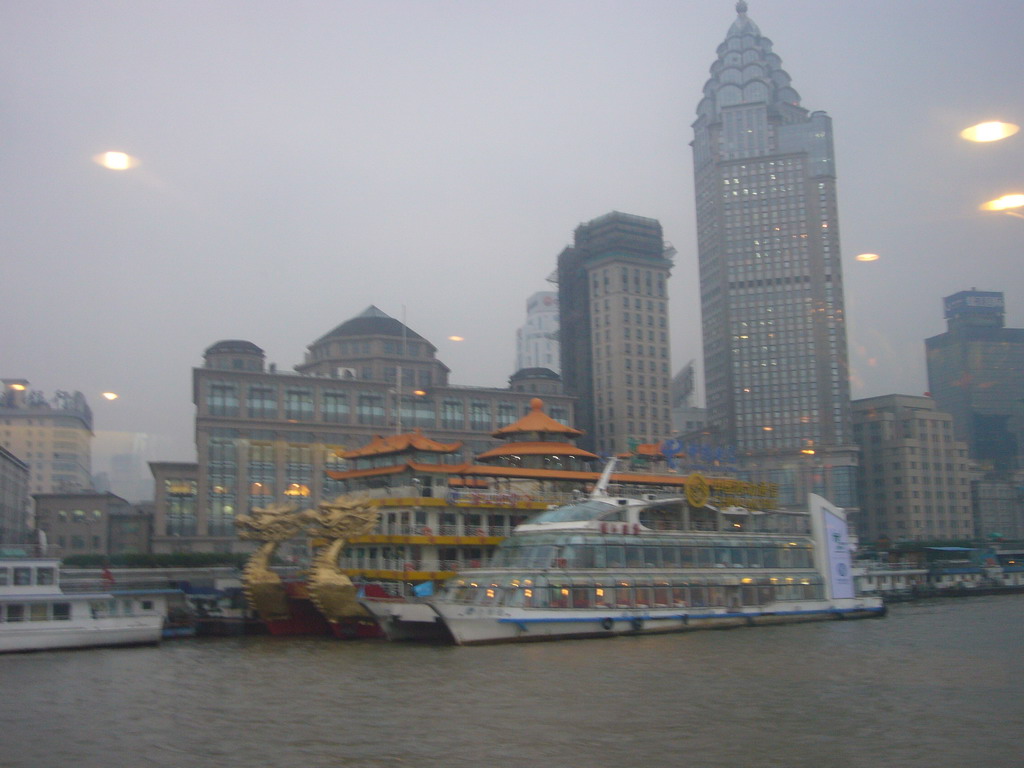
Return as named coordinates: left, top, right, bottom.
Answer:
left=204, top=340, right=264, bottom=357
left=509, top=367, right=561, bottom=382
left=314, top=306, right=427, bottom=345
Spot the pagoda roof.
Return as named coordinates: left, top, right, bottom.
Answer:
left=476, top=441, right=599, bottom=462
left=618, top=442, right=673, bottom=459
left=338, top=429, right=462, bottom=459
left=492, top=398, right=583, bottom=438
left=326, top=460, right=693, bottom=488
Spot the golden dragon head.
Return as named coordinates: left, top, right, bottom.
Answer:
left=302, top=495, right=380, bottom=540
left=234, top=502, right=307, bottom=543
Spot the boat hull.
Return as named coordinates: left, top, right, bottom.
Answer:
left=363, top=597, right=885, bottom=645
left=360, top=599, right=455, bottom=643
left=0, top=617, right=163, bottom=653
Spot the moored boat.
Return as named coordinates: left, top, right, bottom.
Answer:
left=0, top=557, right=165, bottom=653
left=361, top=465, right=885, bottom=645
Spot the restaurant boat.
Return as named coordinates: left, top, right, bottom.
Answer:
left=360, top=462, right=885, bottom=645
left=0, top=557, right=165, bottom=653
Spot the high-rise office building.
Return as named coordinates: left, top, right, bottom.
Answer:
left=926, top=290, right=1024, bottom=472
left=0, top=380, right=93, bottom=496
left=692, top=2, right=851, bottom=456
left=515, top=291, right=560, bottom=375
left=690, top=2, right=857, bottom=511
left=851, top=395, right=974, bottom=544
left=557, top=211, right=674, bottom=455
left=0, top=446, right=30, bottom=549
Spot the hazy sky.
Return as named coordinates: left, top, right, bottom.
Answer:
left=3, top=0, right=1023, bottom=487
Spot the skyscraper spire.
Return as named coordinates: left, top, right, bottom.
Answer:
left=728, top=0, right=760, bottom=37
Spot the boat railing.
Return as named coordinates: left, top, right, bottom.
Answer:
left=855, top=561, right=927, bottom=572
left=61, top=578, right=177, bottom=593
left=376, top=523, right=505, bottom=537
left=444, top=489, right=568, bottom=507
left=350, top=558, right=470, bottom=573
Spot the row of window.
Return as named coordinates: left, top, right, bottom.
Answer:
left=310, top=340, right=428, bottom=359
left=491, top=540, right=815, bottom=570
left=0, top=602, right=71, bottom=622
left=207, top=382, right=569, bottom=428
left=443, top=576, right=824, bottom=609
left=0, top=565, right=56, bottom=586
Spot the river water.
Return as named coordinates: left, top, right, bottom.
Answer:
left=2, top=595, right=1021, bottom=768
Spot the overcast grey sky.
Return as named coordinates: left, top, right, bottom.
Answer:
left=3, top=0, right=1022, bottom=485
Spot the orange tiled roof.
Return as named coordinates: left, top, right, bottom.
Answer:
left=338, top=429, right=462, bottom=459
left=476, top=441, right=599, bottom=461
left=325, top=460, right=694, bottom=489
left=492, top=398, right=583, bottom=438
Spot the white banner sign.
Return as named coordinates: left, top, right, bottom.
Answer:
left=824, top=509, right=855, bottom=599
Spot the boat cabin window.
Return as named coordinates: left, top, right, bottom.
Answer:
left=53, top=603, right=71, bottom=621
left=638, top=504, right=687, bottom=531
left=0, top=568, right=7, bottom=586
left=36, top=567, right=55, bottom=585
left=5, top=604, right=25, bottom=622
left=690, top=508, right=718, bottom=531
left=13, top=567, right=31, bottom=586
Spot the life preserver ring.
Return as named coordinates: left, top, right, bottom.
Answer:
left=421, top=526, right=433, bottom=537
left=631, top=617, right=644, bottom=631
left=601, top=617, right=614, bottom=630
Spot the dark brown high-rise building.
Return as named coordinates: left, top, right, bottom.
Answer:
left=557, top=212, right=674, bottom=455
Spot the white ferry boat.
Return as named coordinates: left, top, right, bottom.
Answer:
left=0, top=557, right=165, bottom=653
left=361, top=466, right=885, bottom=645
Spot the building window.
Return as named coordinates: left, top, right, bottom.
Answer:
left=247, top=386, right=277, bottom=419
left=321, top=391, right=350, bottom=423
left=441, top=399, right=464, bottom=430
left=208, top=382, right=239, bottom=417
left=165, top=479, right=197, bottom=536
left=284, top=388, right=313, bottom=421
left=357, top=393, right=385, bottom=425
left=470, top=401, right=491, bottom=431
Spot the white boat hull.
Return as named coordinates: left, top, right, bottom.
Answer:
left=0, top=616, right=163, bottom=653
left=364, top=597, right=885, bottom=645
left=361, top=599, right=454, bottom=643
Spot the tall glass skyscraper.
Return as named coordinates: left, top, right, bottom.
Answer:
left=692, top=1, right=852, bottom=457
left=689, top=2, right=857, bottom=511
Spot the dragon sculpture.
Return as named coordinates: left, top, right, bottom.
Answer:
left=235, top=502, right=306, bottom=621
left=301, top=495, right=380, bottom=625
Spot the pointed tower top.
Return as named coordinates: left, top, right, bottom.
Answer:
left=358, top=305, right=390, bottom=319
left=728, top=0, right=760, bottom=37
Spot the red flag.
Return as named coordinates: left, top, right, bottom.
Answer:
left=101, top=566, right=115, bottom=586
